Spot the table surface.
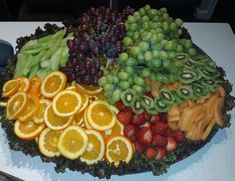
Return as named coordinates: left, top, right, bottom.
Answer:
left=0, top=22, right=235, bottom=181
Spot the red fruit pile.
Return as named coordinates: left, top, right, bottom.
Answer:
left=116, top=100, right=185, bottom=160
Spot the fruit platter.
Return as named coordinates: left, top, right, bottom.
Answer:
left=0, top=5, right=235, bottom=179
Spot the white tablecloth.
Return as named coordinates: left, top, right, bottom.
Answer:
left=0, top=22, right=235, bottom=181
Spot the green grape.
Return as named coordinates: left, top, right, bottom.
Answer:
left=156, top=72, right=163, bottom=82
left=152, top=59, right=161, bottom=68
left=155, top=28, right=163, bottom=33
left=162, top=22, right=169, bottom=31
left=145, top=84, right=152, bottom=92
left=126, top=57, right=138, bottom=66
left=168, top=74, right=177, bottom=83
left=119, top=52, right=129, bottom=63
left=103, top=84, right=114, bottom=91
left=156, top=33, right=165, bottom=42
left=152, top=15, right=160, bottom=22
left=162, top=13, right=169, bottom=21
left=133, top=12, right=141, bottom=19
left=123, top=37, right=133, bottom=47
left=168, top=51, right=176, bottom=59
left=139, top=42, right=149, bottom=52
left=126, top=31, right=133, bottom=37
left=132, top=31, right=140, bottom=41
left=113, top=76, right=119, bottom=84
left=141, top=68, right=151, bottom=78
left=142, top=32, right=152, bottom=42
left=159, top=51, right=168, bottom=60
left=143, top=22, right=151, bottom=30
left=98, top=77, right=106, bottom=86
left=132, top=85, right=143, bottom=93
left=144, top=4, right=151, bottom=10
left=175, top=18, right=183, bottom=27
left=134, top=77, right=145, bottom=86
left=104, top=91, right=112, bottom=98
left=170, top=22, right=177, bottom=31
left=118, top=71, right=129, bottom=81
left=130, top=46, right=141, bottom=57
left=184, top=39, right=193, bottom=49
left=106, top=74, right=114, bottom=83
left=150, top=34, right=157, bottom=44
left=139, top=8, right=146, bottom=16
left=188, top=48, right=197, bottom=56
left=151, top=22, right=158, bottom=28
left=125, top=66, right=135, bottom=75
left=150, top=73, right=157, bottom=81
left=142, top=15, right=150, bottom=22
left=128, top=77, right=134, bottom=84
left=137, top=52, right=145, bottom=62
left=164, top=40, right=175, bottom=51
left=130, top=23, right=138, bottom=32
left=127, top=15, right=136, bottom=23
left=162, top=59, right=171, bottom=68
left=144, top=51, right=153, bottom=62
left=148, top=9, right=158, bottom=17
left=176, top=45, right=183, bottom=53
left=112, top=89, right=121, bottom=102
left=178, top=29, right=183, bottom=36
left=162, top=75, right=170, bottom=84
left=152, top=50, right=160, bottom=58
left=120, top=81, right=130, bottom=89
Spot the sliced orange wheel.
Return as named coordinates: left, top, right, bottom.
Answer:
left=14, top=120, right=45, bottom=140
left=105, top=135, right=133, bottom=166
left=44, top=104, right=73, bottom=130
left=76, top=94, right=89, bottom=114
left=0, top=102, right=7, bottom=107
left=83, top=108, right=92, bottom=129
left=103, top=120, right=124, bottom=137
left=2, top=79, right=20, bottom=97
left=17, top=77, right=30, bottom=92
left=33, top=99, right=51, bottom=124
left=75, top=83, right=103, bottom=96
left=18, top=94, right=40, bottom=122
left=38, top=128, right=62, bottom=157
left=80, top=130, right=105, bottom=164
left=40, top=71, right=67, bottom=98
left=74, top=111, right=84, bottom=126
left=29, top=76, right=41, bottom=96
left=57, top=125, right=88, bottom=160
left=52, top=90, right=82, bottom=117
left=6, top=92, right=28, bottom=120
left=86, top=100, right=116, bottom=131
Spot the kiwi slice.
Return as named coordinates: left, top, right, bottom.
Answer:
left=141, top=95, right=154, bottom=109
left=175, top=53, right=189, bottom=63
left=121, top=89, right=136, bottom=106
left=192, top=84, right=210, bottom=98
left=131, top=96, right=144, bottom=114
left=176, top=86, right=194, bottom=100
left=159, top=89, right=175, bottom=104
left=197, top=67, right=215, bottom=80
left=178, top=69, right=199, bottom=84
left=147, top=107, right=158, bottom=115
left=154, top=97, right=170, bottom=112
left=172, top=91, right=184, bottom=105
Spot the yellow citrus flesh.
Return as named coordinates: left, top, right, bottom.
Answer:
left=103, top=120, right=124, bottom=137
left=6, top=92, right=28, bottom=120
left=74, top=111, right=84, bottom=126
left=33, top=99, right=51, bottom=124
left=40, top=71, right=67, bottom=98
left=105, top=135, right=133, bottom=166
left=17, top=77, right=30, bottom=92
left=44, top=104, right=73, bottom=130
left=14, top=120, right=45, bottom=140
left=80, top=130, right=105, bottom=164
left=38, top=128, right=62, bottom=157
left=57, top=125, right=88, bottom=160
left=83, top=108, right=92, bottom=129
left=76, top=94, right=89, bottom=114
left=75, top=83, right=103, bottom=96
left=86, top=100, right=116, bottom=131
left=28, top=76, right=41, bottom=97
left=2, top=79, right=20, bottom=97
left=18, top=94, right=40, bottom=122
left=52, top=90, right=82, bottom=117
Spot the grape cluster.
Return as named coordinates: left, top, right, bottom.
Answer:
left=99, top=5, right=197, bottom=104
left=60, top=6, right=134, bottom=85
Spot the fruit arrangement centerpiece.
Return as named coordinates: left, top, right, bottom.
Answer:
left=0, top=5, right=234, bottom=179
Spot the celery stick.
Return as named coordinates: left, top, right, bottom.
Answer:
left=21, top=40, right=38, bottom=50
left=36, top=69, right=49, bottom=79
left=50, top=48, right=62, bottom=71
left=14, top=53, right=27, bottom=77
left=29, top=65, right=39, bottom=78
left=40, top=60, right=50, bottom=68
left=31, top=51, right=44, bottom=67
left=37, top=34, right=53, bottom=44
left=22, top=55, right=33, bottom=76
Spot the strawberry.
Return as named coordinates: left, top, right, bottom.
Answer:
left=116, top=100, right=126, bottom=111
left=139, top=121, right=151, bottom=128
left=144, top=111, right=151, bottom=122
left=116, top=110, right=132, bottom=126
left=152, top=134, right=167, bottom=148
left=152, top=121, right=168, bottom=135
left=136, top=127, right=153, bottom=145
left=134, top=141, right=146, bottom=153
left=131, top=113, right=145, bottom=126
left=145, top=147, right=157, bottom=159
left=129, top=135, right=136, bottom=143
left=166, top=137, right=177, bottom=152
left=159, top=112, right=167, bottom=123
left=171, top=130, right=185, bottom=143
left=124, top=125, right=137, bottom=138
left=155, top=148, right=166, bottom=160
left=153, top=114, right=160, bottom=123
left=144, top=92, right=154, bottom=98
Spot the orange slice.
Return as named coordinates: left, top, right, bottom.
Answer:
left=74, top=111, right=84, bottom=126
left=33, top=99, right=51, bottom=124
left=18, top=94, right=40, bottom=122
left=52, top=90, right=82, bottom=117
left=0, top=102, right=7, bottom=107
left=38, top=128, right=62, bottom=157
left=103, top=120, right=124, bottom=137
left=17, top=77, right=30, bottom=92
left=6, top=92, right=28, bottom=120
left=105, top=135, right=133, bottom=166
left=80, top=130, right=105, bottom=164
left=2, top=79, right=20, bottom=97
left=14, top=120, right=45, bottom=140
left=57, top=125, right=88, bottom=160
left=83, top=109, right=92, bottom=129
left=44, top=104, right=73, bottom=130
left=77, top=94, right=89, bottom=114
left=29, top=76, right=41, bottom=96
left=75, top=83, right=103, bottom=96
left=40, top=71, right=67, bottom=98
left=86, top=100, right=116, bottom=131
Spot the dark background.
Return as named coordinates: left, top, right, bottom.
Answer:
left=0, top=0, right=234, bottom=32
